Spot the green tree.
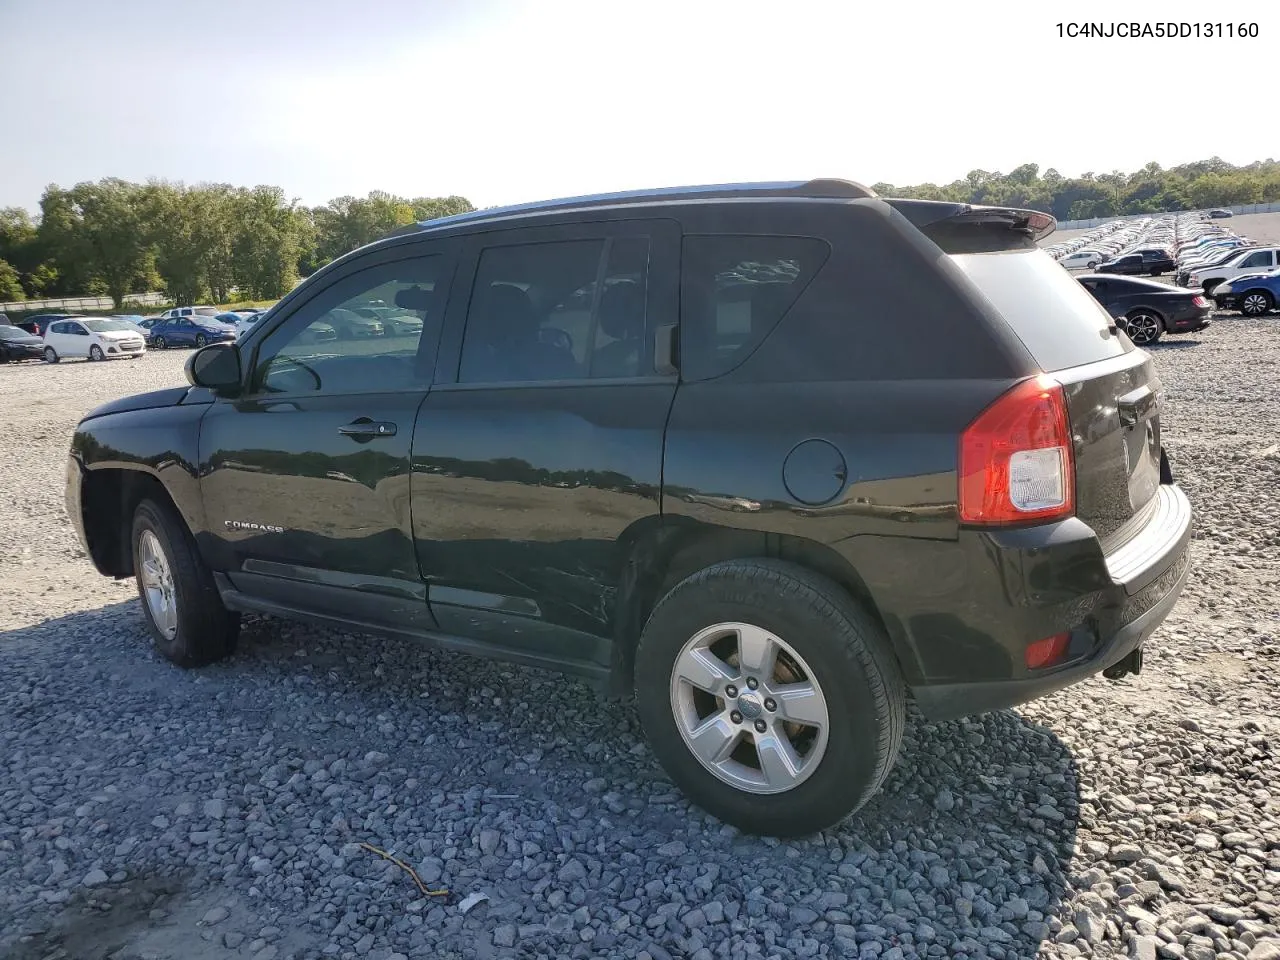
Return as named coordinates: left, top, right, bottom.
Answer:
left=38, top=179, right=157, bottom=307
left=0, top=259, right=24, bottom=301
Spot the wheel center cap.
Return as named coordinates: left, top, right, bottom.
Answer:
left=736, top=691, right=764, bottom=719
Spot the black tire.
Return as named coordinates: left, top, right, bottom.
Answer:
left=1240, top=290, right=1274, bottom=317
left=152, top=336, right=166, bottom=349
left=634, top=559, right=905, bottom=837
left=43, top=346, right=59, bottom=364
left=89, top=344, right=105, bottom=361
left=131, top=498, right=240, bottom=667
left=195, top=333, right=207, bottom=347
left=1124, top=310, right=1164, bottom=345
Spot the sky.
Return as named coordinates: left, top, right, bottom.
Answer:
left=1, top=0, right=1275, bottom=214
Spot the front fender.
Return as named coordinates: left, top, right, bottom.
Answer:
left=70, top=402, right=213, bottom=566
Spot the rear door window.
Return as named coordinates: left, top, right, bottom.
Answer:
left=679, top=235, right=829, bottom=381
left=951, top=249, right=1133, bottom=372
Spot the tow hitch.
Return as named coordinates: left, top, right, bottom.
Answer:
left=1103, top=647, right=1143, bottom=680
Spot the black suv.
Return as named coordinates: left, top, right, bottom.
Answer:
left=66, top=180, right=1192, bottom=836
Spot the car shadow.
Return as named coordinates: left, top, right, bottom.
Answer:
left=1, top=602, right=1079, bottom=959
left=1147, top=339, right=1202, bottom=349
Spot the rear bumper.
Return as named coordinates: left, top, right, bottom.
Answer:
left=1170, top=309, right=1211, bottom=333
left=897, top=482, right=1193, bottom=722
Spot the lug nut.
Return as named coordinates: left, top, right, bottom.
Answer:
left=754, top=719, right=767, bottom=733
left=746, top=677, right=759, bottom=690
left=730, top=711, right=743, bottom=724
left=764, top=698, right=777, bottom=712
left=725, top=685, right=738, bottom=698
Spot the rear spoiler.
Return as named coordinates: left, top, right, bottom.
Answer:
left=884, top=199, right=1057, bottom=253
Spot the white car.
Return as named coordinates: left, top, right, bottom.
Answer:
left=156, top=305, right=219, bottom=321
left=1060, top=250, right=1104, bottom=270
left=234, top=311, right=268, bottom=339
left=42, top=317, right=147, bottom=363
left=1183, top=247, right=1280, bottom=293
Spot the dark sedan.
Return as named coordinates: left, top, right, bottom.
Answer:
left=1077, top=274, right=1211, bottom=345
left=147, top=317, right=238, bottom=349
left=16, top=313, right=75, bottom=338
left=0, top=325, right=46, bottom=362
left=1097, top=249, right=1176, bottom=277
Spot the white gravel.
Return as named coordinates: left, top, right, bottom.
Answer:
left=1, top=323, right=1278, bottom=960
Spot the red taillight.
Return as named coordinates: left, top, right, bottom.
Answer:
left=1192, top=295, right=1208, bottom=307
left=959, top=375, right=1075, bottom=525
left=1025, top=633, right=1071, bottom=670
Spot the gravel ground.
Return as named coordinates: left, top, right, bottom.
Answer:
left=1, top=319, right=1278, bottom=960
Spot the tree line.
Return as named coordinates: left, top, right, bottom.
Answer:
left=3, top=157, right=1278, bottom=306
left=872, top=156, right=1280, bottom=223
left=0, top=180, right=473, bottom=307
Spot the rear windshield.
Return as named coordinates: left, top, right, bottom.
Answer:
left=951, top=249, right=1133, bottom=372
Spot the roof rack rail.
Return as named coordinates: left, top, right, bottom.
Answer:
left=412, top=178, right=878, bottom=229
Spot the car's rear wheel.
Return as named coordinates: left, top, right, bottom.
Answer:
left=1240, top=291, right=1274, bottom=317
left=634, top=559, right=904, bottom=837
left=89, top=344, right=105, bottom=361
left=43, top=347, right=59, bottom=363
left=132, top=498, right=240, bottom=667
left=1124, top=311, right=1164, bottom=345
left=195, top=333, right=207, bottom=347
left=152, top=336, right=166, bottom=349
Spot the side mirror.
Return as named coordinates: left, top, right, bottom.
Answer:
left=185, top=342, right=242, bottom=395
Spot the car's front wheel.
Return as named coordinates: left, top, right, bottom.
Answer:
left=1124, top=311, right=1164, bottom=345
left=634, top=559, right=904, bottom=837
left=195, top=333, right=208, bottom=347
left=132, top=498, right=240, bottom=667
left=152, top=336, right=166, bottom=349
left=89, top=344, right=105, bottom=361
left=1240, top=291, right=1274, bottom=317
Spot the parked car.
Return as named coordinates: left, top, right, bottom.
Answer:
left=65, top=180, right=1192, bottom=837
left=1181, top=247, right=1280, bottom=293
left=147, top=317, right=238, bottom=349
left=213, top=312, right=247, bottom=328
left=16, top=313, right=74, bottom=338
left=1059, top=250, right=1104, bottom=271
left=0, top=325, right=45, bottom=362
left=1096, top=249, right=1174, bottom=276
left=1207, top=209, right=1233, bottom=218
left=1210, top=270, right=1280, bottom=316
left=322, top=307, right=385, bottom=339
left=157, top=306, right=220, bottom=321
left=234, top=312, right=267, bottom=339
left=43, top=317, right=147, bottom=362
left=107, top=315, right=151, bottom=337
left=1076, top=274, right=1211, bottom=345
left=0, top=313, right=10, bottom=325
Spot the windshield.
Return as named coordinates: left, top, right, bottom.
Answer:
left=83, top=319, right=136, bottom=333
left=951, top=248, right=1132, bottom=372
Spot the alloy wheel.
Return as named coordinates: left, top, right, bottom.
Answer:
left=1126, top=313, right=1161, bottom=344
left=669, top=622, right=830, bottom=795
left=138, top=530, right=178, bottom=641
left=1242, top=293, right=1271, bottom=317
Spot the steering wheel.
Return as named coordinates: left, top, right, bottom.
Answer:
left=539, top=327, right=573, bottom=354
left=264, top=354, right=323, bottom=392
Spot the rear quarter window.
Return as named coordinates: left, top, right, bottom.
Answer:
left=951, top=249, right=1133, bottom=372
left=679, top=235, right=829, bottom=381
